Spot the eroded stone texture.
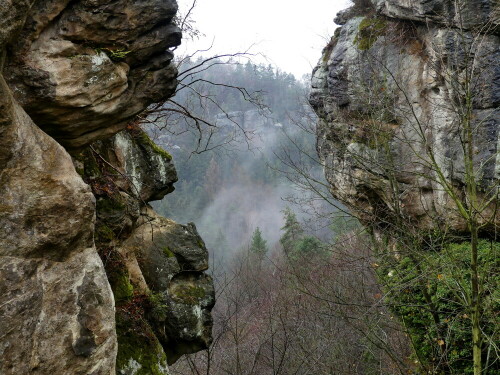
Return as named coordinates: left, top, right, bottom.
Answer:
left=0, top=0, right=31, bottom=49
left=81, top=130, right=214, bottom=373
left=1, top=0, right=214, bottom=373
left=4, top=0, right=181, bottom=150
left=0, top=76, right=116, bottom=374
left=121, top=207, right=214, bottom=365
left=373, top=0, right=500, bottom=28
left=310, top=1, right=499, bottom=233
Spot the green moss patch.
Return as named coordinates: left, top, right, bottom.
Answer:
left=116, top=312, right=169, bottom=375
left=96, top=196, right=126, bottom=213
left=135, top=130, right=173, bottom=161
left=171, top=284, right=206, bottom=305
left=113, top=272, right=134, bottom=304
left=147, top=292, right=169, bottom=321
left=162, top=246, right=175, bottom=258
left=95, top=224, right=116, bottom=243
left=354, top=17, right=387, bottom=50
left=99, top=248, right=134, bottom=305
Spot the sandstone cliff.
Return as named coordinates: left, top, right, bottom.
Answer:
left=0, top=1, right=213, bottom=374
left=311, top=0, right=499, bottom=234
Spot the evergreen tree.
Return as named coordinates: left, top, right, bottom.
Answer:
left=250, top=227, right=268, bottom=259
left=279, top=207, right=304, bottom=254
left=294, top=236, right=324, bottom=258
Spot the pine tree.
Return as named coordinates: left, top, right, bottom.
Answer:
left=280, top=207, right=304, bottom=254
left=250, top=227, right=268, bottom=259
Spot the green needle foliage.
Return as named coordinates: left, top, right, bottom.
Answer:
left=250, top=227, right=268, bottom=259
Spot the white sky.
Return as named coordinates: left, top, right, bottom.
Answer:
left=177, top=0, right=352, bottom=78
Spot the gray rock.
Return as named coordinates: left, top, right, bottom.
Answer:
left=310, top=4, right=500, bottom=232
left=373, top=0, right=499, bottom=29
left=116, top=207, right=214, bottom=367
left=84, top=132, right=213, bottom=372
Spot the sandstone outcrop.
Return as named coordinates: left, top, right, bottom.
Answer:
left=81, top=128, right=214, bottom=373
left=311, top=0, right=499, bottom=233
left=0, top=73, right=116, bottom=374
left=1, top=1, right=214, bottom=374
left=3, top=0, right=181, bottom=150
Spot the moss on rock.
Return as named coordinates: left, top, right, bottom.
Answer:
left=162, top=246, right=175, bottom=258
left=109, top=270, right=134, bottom=304
left=95, top=224, right=116, bottom=243
left=136, top=131, right=172, bottom=161
left=355, top=16, right=387, bottom=50
left=96, top=196, right=126, bottom=213
left=113, top=273, right=134, bottom=304
left=170, top=284, right=206, bottom=305
left=116, top=312, right=169, bottom=375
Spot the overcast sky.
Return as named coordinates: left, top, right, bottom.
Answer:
left=177, top=0, right=351, bottom=78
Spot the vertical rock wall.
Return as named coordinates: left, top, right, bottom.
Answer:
left=0, top=73, right=116, bottom=374
left=0, top=1, right=214, bottom=374
left=310, top=0, right=499, bottom=233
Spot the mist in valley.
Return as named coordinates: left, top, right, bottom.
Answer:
left=150, top=59, right=335, bottom=262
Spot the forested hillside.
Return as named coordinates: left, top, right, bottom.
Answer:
left=150, top=58, right=330, bottom=259
left=2, top=0, right=498, bottom=374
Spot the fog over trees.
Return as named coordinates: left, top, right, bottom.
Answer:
left=144, top=57, right=408, bottom=374
left=142, top=1, right=500, bottom=372
left=150, top=58, right=333, bottom=260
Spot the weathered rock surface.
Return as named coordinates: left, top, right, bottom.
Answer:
left=3, top=0, right=181, bottom=150
left=120, top=207, right=214, bottom=365
left=81, top=129, right=214, bottom=373
left=373, top=0, right=499, bottom=29
left=1, top=1, right=214, bottom=374
left=0, top=75, right=116, bottom=374
left=311, top=0, right=499, bottom=233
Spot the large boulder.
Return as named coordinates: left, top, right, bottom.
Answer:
left=119, top=207, right=215, bottom=365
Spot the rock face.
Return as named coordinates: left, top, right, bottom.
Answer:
left=0, top=75, right=116, bottom=374
left=119, top=207, right=214, bottom=366
left=311, top=0, right=499, bottom=233
left=1, top=1, right=214, bottom=374
left=79, top=127, right=214, bottom=374
left=372, top=0, right=499, bottom=28
left=3, top=0, right=181, bottom=150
